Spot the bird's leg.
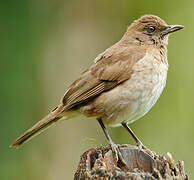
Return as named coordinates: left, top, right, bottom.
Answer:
left=121, top=122, right=143, bottom=147
left=97, top=118, right=128, bottom=168
left=122, top=122, right=155, bottom=157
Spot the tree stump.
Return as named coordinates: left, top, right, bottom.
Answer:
left=74, top=144, right=188, bottom=180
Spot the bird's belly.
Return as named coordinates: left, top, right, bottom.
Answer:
left=110, top=78, right=166, bottom=126
left=109, top=57, right=168, bottom=126
left=80, top=55, right=168, bottom=126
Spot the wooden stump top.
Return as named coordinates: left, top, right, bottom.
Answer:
left=74, top=144, right=188, bottom=180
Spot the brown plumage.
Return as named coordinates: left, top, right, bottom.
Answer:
left=10, top=15, right=183, bottom=148
left=62, top=45, right=146, bottom=110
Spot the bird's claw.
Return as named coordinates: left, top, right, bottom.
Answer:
left=110, top=143, right=128, bottom=168
left=137, top=142, right=155, bottom=158
left=137, top=141, right=143, bottom=151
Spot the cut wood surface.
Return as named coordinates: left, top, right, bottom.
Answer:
left=74, top=144, right=188, bottom=180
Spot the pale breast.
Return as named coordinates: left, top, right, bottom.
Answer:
left=119, top=50, right=168, bottom=125
left=79, top=49, right=168, bottom=126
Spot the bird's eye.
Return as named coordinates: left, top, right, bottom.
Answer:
left=148, top=26, right=156, bottom=33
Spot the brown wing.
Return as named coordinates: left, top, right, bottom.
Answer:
left=62, top=43, right=145, bottom=110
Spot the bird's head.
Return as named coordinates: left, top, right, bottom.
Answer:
left=123, top=15, right=184, bottom=46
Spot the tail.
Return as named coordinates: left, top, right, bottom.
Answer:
left=10, top=104, right=65, bottom=147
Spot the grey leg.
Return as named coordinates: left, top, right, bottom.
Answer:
left=122, top=122, right=143, bottom=147
left=122, top=122, right=155, bottom=157
left=97, top=118, right=128, bottom=167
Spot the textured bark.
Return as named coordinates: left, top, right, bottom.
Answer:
left=74, top=145, right=188, bottom=180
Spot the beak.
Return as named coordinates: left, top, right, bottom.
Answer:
left=162, top=25, right=184, bottom=36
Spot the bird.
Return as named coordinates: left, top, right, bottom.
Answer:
left=11, top=15, right=183, bottom=164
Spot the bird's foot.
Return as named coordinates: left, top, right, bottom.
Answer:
left=137, top=141, right=155, bottom=158
left=110, top=143, right=128, bottom=169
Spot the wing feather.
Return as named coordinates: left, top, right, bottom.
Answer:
left=62, top=43, right=146, bottom=110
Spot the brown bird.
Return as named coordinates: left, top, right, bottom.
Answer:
left=11, top=15, right=183, bottom=163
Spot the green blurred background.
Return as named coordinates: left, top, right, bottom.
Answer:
left=1, top=0, right=193, bottom=179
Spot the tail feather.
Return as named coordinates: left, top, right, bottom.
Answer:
left=10, top=104, right=64, bottom=147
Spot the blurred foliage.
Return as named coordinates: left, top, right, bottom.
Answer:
left=1, top=0, right=193, bottom=179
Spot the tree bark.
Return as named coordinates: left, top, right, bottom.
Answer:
left=74, top=144, right=188, bottom=180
